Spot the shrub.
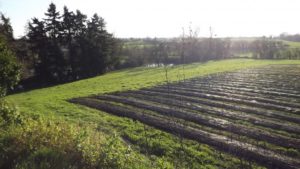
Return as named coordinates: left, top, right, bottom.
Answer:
left=0, top=101, right=145, bottom=169
left=0, top=99, right=22, bottom=127
left=0, top=36, right=20, bottom=96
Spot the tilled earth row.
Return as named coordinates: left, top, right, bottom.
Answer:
left=70, top=65, right=300, bottom=169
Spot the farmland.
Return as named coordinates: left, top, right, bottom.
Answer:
left=71, top=64, right=300, bottom=169
left=5, top=59, right=300, bottom=168
left=2, top=1, right=300, bottom=168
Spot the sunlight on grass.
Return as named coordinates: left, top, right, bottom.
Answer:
left=6, top=59, right=300, bottom=118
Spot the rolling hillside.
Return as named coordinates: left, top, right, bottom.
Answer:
left=6, top=59, right=300, bottom=168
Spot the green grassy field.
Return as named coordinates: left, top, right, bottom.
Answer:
left=233, top=52, right=253, bottom=58
left=6, top=59, right=300, bottom=168
left=282, top=40, right=300, bottom=48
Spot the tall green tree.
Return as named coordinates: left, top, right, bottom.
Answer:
left=73, top=10, right=87, bottom=37
left=28, top=18, right=49, bottom=81
left=27, top=3, right=118, bottom=82
left=40, top=3, right=66, bottom=82
left=44, top=3, right=61, bottom=41
left=28, top=16, right=66, bottom=83
left=0, top=14, right=13, bottom=42
left=83, top=14, right=115, bottom=76
left=61, top=6, right=75, bottom=44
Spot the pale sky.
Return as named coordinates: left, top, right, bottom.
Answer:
left=0, top=0, right=300, bottom=38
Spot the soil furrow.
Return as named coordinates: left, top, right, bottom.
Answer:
left=145, top=88, right=300, bottom=125
left=70, top=97, right=300, bottom=169
left=153, top=85, right=300, bottom=114
left=158, top=85, right=300, bottom=110
left=187, top=81, right=300, bottom=99
left=196, top=80, right=300, bottom=95
left=114, top=92, right=300, bottom=149
left=136, top=89, right=300, bottom=135
left=188, top=83, right=300, bottom=104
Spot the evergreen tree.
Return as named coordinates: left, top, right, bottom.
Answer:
left=0, top=14, right=14, bottom=42
left=61, top=6, right=75, bottom=44
left=44, top=3, right=61, bottom=41
left=27, top=3, right=118, bottom=82
left=27, top=18, right=48, bottom=80
left=42, top=3, right=66, bottom=82
left=73, top=10, right=87, bottom=37
left=83, top=14, right=115, bottom=76
left=28, top=17, right=65, bottom=82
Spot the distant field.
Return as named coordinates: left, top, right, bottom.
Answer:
left=6, top=59, right=300, bottom=168
left=230, top=37, right=300, bottom=49
left=231, top=39, right=300, bottom=58
left=282, top=40, right=300, bottom=48
left=233, top=52, right=253, bottom=58
left=122, top=40, right=154, bottom=49
left=230, top=37, right=257, bottom=42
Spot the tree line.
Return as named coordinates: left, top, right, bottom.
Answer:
left=118, top=35, right=231, bottom=68
left=1, top=3, right=300, bottom=93
left=231, top=37, right=300, bottom=59
left=279, top=33, right=300, bottom=42
left=27, top=3, right=118, bottom=83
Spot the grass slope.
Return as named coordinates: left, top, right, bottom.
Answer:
left=6, top=59, right=300, bottom=168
